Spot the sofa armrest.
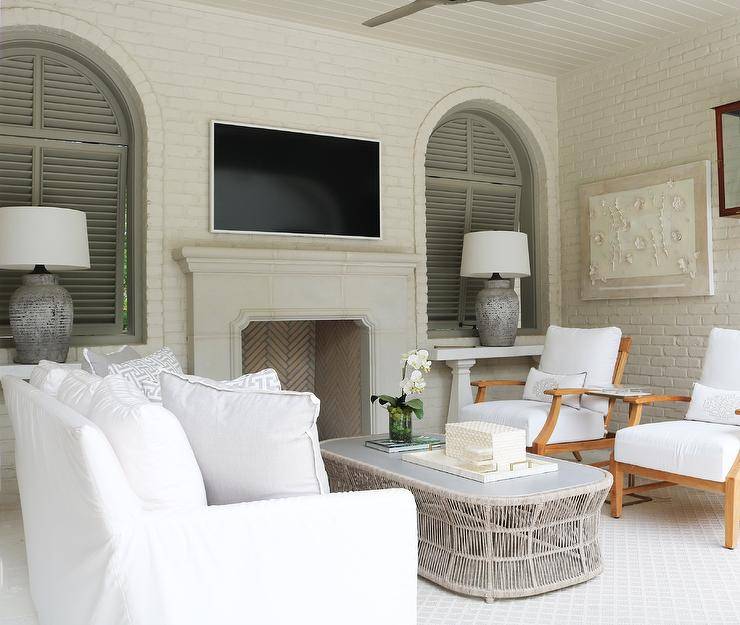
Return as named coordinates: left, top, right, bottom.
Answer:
left=543, top=388, right=590, bottom=397
left=623, top=394, right=691, bottom=405
left=123, top=489, right=417, bottom=625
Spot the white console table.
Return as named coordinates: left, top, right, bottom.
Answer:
left=429, top=344, right=544, bottom=424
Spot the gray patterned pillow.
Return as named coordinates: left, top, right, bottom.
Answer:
left=82, top=346, right=142, bottom=376
left=108, top=347, right=183, bottom=401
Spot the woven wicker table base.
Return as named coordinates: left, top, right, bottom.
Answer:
left=321, top=439, right=612, bottom=602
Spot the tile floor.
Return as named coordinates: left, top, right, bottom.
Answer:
left=2, top=487, right=740, bottom=625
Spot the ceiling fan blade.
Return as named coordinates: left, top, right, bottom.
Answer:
left=363, top=0, right=442, bottom=27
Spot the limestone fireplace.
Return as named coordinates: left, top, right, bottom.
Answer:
left=175, top=247, right=420, bottom=435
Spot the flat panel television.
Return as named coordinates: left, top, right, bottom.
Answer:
left=210, top=121, right=381, bottom=238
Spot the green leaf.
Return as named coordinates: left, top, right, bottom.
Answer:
left=405, top=398, right=424, bottom=419
left=372, top=394, right=398, bottom=407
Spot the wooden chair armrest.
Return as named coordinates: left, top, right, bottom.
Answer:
left=623, top=394, right=691, bottom=405
left=471, top=380, right=526, bottom=388
left=471, top=379, right=525, bottom=403
left=543, top=388, right=589, bottom=397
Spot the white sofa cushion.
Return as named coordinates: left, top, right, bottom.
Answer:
left=700, top=327, right=740, bottom=391
left=176, top=369, right=281, bottom=391
left=88, top=375, right=207, bottom=511
left=108, top=347, right=183, bottom=401
left=538, top=325, right=622, bottom=415
left=82, top=345, right=142, bottom=377
left=29, top=360, right=71, bottom=395
left=686, top=382, right=740, bottom=426
left=57, top=370, right=103, bottom=416
left=522, top=367, right=586, bottom=410
left=161, top=371, right=329, bottom=505
left=459, top=399, right=605, bottom=446
left=615, top=420, right=740, bottom=482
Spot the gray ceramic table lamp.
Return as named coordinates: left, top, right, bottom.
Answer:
left=460, top=231, right=530, bottom=347
left=0, top=207, right=90, bottom=364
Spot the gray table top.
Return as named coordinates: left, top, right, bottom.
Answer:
left=321, top=436, right=609, bottom=499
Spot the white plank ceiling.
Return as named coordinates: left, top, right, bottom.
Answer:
left=191, top=0, right=740, bottom=75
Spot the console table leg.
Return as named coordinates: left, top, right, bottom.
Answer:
left=446, top=358, right=476, bottom=424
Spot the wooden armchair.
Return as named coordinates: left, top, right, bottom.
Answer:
left=610, top=327, right=740, bottom=548
left=470, top=331, right=632, bottom=462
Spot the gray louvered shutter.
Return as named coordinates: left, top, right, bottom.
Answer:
left=425, top=118, right=468, bottom=173
left=41, top=145, right=125, bottom=327
left=42, top=56, right=121, bottom=135
left=425, top=113, right=523, bottom=326
left=0, top=55, right=34, bottom=127
left=425, top=181, right=468, bottom=322
left=0, top=46, right=128, bottom=336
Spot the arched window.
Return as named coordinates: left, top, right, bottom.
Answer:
left=425, top=111, right=538, bottom=332
left=0, top=37, right=143, bottom=341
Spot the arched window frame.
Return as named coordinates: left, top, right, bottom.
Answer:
left=0, top=33, right=145, bottom=345
left=425, top=109, right=538, bottom=333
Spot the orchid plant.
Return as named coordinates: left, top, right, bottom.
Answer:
left=371, top=349, right=432, bottom=423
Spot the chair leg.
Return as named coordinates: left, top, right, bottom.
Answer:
left=725, top=478, right=738, bottom=549
left=610, top=455, right=624, bottom=518
left=572, top=451, right=583, bottom=462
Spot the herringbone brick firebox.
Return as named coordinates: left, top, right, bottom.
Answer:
left=242, top=320, right=367, bottom=440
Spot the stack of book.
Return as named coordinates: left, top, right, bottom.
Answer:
left=365, top=435, right=445, bottom=453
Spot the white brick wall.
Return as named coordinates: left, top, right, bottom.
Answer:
left=559, top=14, right=740, bottom=427
left=0, top=0, right=558, bottom=501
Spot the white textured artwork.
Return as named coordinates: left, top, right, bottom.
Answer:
left=580, top=161, right=713, bottom=300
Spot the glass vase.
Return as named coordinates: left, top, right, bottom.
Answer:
left=388, top=406, right=413, bottom=443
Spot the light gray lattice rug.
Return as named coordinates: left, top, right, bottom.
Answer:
left=418, top=486, right=740, bottom=625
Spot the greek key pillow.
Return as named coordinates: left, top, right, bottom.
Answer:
left=522, top=367, right=588, bottom=410
left=108, top=347, right=183, bottom=402
left=686, top=382, right=740, bottom=426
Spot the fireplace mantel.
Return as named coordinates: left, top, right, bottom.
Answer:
left=175, top=246, right=421, bottom=275
left=175, top=246, right=421, bottom=434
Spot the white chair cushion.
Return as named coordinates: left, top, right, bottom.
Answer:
left=700, top=327, right=740, bottom=391
left=522, top=367, right=586, bottom=410
left=175, top=369, right=281, bottom=391
left=615, top=420, right=740, bottom=482
left=56, top=370, right=103, bottom=416
left=686, top=382, right=740, bottom=426
left=160, top=371, right=330, bottom=505
left=82, top=345, right=142, bottom=377
left=538, top=325, right=622, bottom=415
left=29, top=360, right=71, bottom=395
left=108, top=347, right=183, bottom=401
left=459, top=399, right=605, bottom=446
left=88, top=375, right=207, bottom=511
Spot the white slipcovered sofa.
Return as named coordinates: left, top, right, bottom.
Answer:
left=2, top=375, right=418, bottom=625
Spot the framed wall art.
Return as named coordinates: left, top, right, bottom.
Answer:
left=580, top=161, right=713, bottom=300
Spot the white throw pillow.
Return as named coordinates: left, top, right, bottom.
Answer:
left=522, top=367, right=587, bottom=410
left=108, top=347, right=182, bottom=401
left=160, top=371, right=329, bottom=505
left=57, top=370, right=103, bottom=416
left=29, top=360, right=71, bottom=395
left=82, top=345, right=142, bottom=377
left=174, top=369, right=282, bottom=391
left=88, top=375, right=207, bottom=511
left=686, top=382, right=740, bottom=426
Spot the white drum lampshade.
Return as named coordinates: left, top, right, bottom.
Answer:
left=459, top=231, right=530, bottom=347
left=0, top=207, right=90, bottom=364
left=460, top=231, right=530, bottom=279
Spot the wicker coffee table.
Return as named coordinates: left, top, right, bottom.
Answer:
left=320, top=437, right=612, bottom=602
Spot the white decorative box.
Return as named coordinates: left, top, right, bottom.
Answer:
left=445, top=421, right=526, bottom=471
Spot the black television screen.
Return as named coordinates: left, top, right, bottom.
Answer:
left=211, top=121, right=381, bottom=238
